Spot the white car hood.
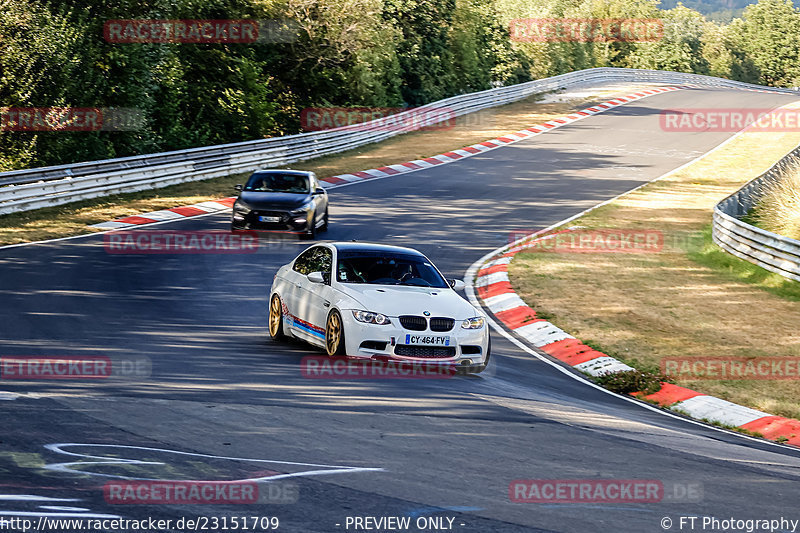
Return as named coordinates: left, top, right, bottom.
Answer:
left=338, top=284, right=480, bottom=319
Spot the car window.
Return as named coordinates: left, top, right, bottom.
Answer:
left=336, top=250, right=448, bottom=288
left=244, top=173, right=309, bottom=193
left=292, top=247, right=314, bottom=274
left=293, top=246, right=332, bottom=282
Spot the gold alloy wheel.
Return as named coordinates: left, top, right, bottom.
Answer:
left=269, top=295, right=282, bottom=337
left=326, top=312, right=342, bottom=356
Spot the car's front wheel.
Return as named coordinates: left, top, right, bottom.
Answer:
left=320, top=208, right=329, bottom=232
left=325, top=310, right=346, bottom=357
left=269, top=294, right=286, bottom=341
left=300, top=213, right=318, bottom=240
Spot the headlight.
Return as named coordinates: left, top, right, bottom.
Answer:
left=461, top=316, right=485, bottom=329
left=352, top=310, right=391, bottom=325
left=233, top=202, right=250, bottom=214
left=289, top=201, right=313, bottom=216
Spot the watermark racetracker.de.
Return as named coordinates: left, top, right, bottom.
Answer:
left=104, top=481, right=256, bottom=504
left=103, top=480, right=298, bottom=505
left=300, top=356, right=456, bottom=379
left=300, top=106, right=459, bottom=132
left=0, top=355, right=151, bottom=379
left=0, top=516, right=281, bottom=532
left=509, top=479, right=702, bottom=504
left=1, top=107, right=144, bottom=132
left=509, top=18, right=664, bottom=42
left=104, top=19, right=299, bottom=44
left=506, top=227, right=706, bottom=254
left=508, top=227, right=664, bottom=253
left=662, top=357, right=800, bottom=380
left=660, top=108, right=800, bottom=132
left=104, top=230, right=260, bottom=254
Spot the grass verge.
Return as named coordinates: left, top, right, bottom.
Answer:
left=508, top=102, right=800, bottom=420
left=749, top=157, right=800, bottom=240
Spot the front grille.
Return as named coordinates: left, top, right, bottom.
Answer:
left=249, top=210, right=288, bottom=222
left=394, top=345, right=456, bottom=358
left=429, top=317, right=455, bottom=332
left=399, top=315, right=427, bottom=331
left=243, top=210, right=298, bottom=230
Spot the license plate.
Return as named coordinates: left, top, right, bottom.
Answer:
left=405, top=334, right=451, bottom=346
left=259, top=216, right=280, bottom=223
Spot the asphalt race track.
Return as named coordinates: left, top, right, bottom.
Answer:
left=2, top=88, right=800, bottom=533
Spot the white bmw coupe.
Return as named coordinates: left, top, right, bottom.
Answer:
left=268, top=242, right=490, bottom=373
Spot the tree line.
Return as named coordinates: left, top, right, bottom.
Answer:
left=1, top=0, right=799, bottom=171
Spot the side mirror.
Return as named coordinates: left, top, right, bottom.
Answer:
left=234, top=184, right=243, bottom=191
left=307, top=271, right=325, bottom=284
left=449, top=279, right=465, bottom=290
left=313, top=187, right=325, bottom=195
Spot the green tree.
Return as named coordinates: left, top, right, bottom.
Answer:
left=733, top=0, right=800, bottom=86
left=701, top=21, right=759, bottom=82
left=284, top=0, right=401, bottom=107
left=627, top=4, right=709, bottom=74
left=384, top=0, right=459, bottom=104
left=2, top=0, right=796, bottom=173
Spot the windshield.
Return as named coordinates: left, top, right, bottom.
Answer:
left=244, top=173, right=309, bottom=193
left=336, top=250, right=449, bottom=288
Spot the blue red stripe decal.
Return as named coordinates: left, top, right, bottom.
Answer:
left=290, top=314, right=326, bottom=339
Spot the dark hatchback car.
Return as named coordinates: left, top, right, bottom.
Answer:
left=231, top=169, right=329, bottom=239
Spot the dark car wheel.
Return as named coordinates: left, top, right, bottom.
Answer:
left=325, top=310, right=347, bottom=357
left=320, top=207, right=329, bottom=232
left=269, top=294, right=286, bottom=341
left=300, top=211, right=318, bottom=240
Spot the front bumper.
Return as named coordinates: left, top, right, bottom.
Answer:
left=232, top=209, right=311, bottom=233
left=341, top=313, right=489, bottom=368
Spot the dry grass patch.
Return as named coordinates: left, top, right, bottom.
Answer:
left=750, top=158, right=800, bottom=240
left=0, top=83, right=659, bottom=246
left=509, top=103, right=800, bottom=419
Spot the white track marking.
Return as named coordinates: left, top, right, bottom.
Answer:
left=0, top=209, right=224, bottom=251
left=0, top=496, right=78, bottom=502
left=0, top=494, right=120, bottom=519
left=44, top=443, right=384, bottom=483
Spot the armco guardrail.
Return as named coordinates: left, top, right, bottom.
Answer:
left=713, top=146, right=800, bottom=283
left=1, top=67, right=797, bottom=215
